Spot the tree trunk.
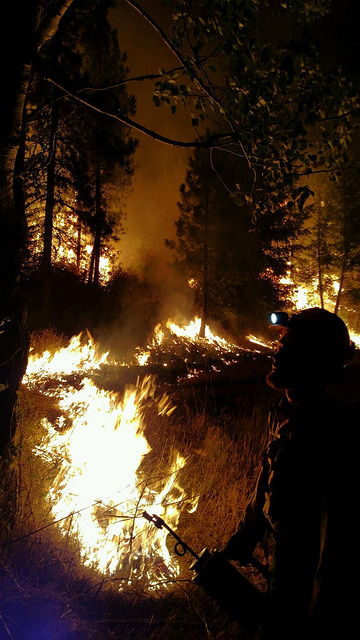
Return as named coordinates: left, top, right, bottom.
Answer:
left=87, top=231, right=101, bottom=286
left=76, top=215, right=82, bottom=275
left=334, top=183, right=349, bottom=315
left=199, top=195, right=209, bottom=339
left=88, top=166, right=103, bottom=287
left=0, top=0, right=75, bottom=456
left=93, top=228, right=102, bottom=286
left=42, top=99, right=59, bottom=312
left=0, top=10, right=35, bottom=456
left=316, top=207, right=324, bottom=309
left=334, top=257, right=346, bottom=315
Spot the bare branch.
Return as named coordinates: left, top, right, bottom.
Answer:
left=45, top=77, right=233, bottom=149
left=123, top=0, right=257, bottom=181
left=294, top=165, right=359, bottom=177
left=123, top=0, right=221, bottom=109
left=35, top=0, right=75, bottom=53
left=78, top=68, right=184, bottom=92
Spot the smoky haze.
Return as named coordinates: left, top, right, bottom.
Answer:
left=109, top=1, right=195, bottom=275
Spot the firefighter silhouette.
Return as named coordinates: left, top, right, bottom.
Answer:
left=223, top=308, right=358, bottom=639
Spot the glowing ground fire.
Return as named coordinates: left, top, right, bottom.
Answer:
left=24, top=336, right=197, bottom=586
left=24, top=317, right=260, bottom=585
left=133, top=316, right=264, bottom=368
left=23, top=312, right=358, bottom=588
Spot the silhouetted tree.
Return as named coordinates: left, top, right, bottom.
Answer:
left=168, top=147, right=280, bottom=335
left=0, top=0, right=75, bottom=454
left=25, top=0, right=137, bottom=302
left=291, top=168, right=360, bottom=315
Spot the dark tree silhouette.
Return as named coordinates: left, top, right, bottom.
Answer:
left=0, top=0, right=75, bottom=455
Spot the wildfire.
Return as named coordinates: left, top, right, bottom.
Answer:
left=280, top=272, right=360, bottom=346
left=165, top=317, right=273, bottom=353
left=134, top=323, right=165, bottom=366
left=25, top=332, right=111, bottom=380
left=246, top=334, right=274, bottom=349
left=25, top=336, right=197, bottom=587
left=24, top=316, right=268, bottom=586
left=166, top=317, right=234, bottom=348
left=134, top=317, right=254, bottom=370
left=23, top=311, right=357, bottom=589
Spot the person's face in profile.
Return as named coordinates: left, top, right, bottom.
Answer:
left=266, top=328, right=318, bottom=391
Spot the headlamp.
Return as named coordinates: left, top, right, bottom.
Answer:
left=270, top=312, right=289, bottom=326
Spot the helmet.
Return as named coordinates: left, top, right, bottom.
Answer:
left=270, top=307, right=354, bottom=364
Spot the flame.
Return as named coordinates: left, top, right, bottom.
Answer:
left=246, top=334, right=274, bottom=349
left=25, top=313, right=356, bottom=587
left=134, top=316, right=272, bottom=372
left=25, top=332, right=111, bottom=381
left=25, top=335, right=197, bottom=586
left=134, top=323, right=164, bottom=366
left=134, top=316, right=251, bottom=373
left=165, top=317, right=274, bottom=355
left=349, top=331, right=360, bottom=348
left=279, top=272, right=360, bottom=347
left=135, top=349, right=150, bottom=366
left=166, top=317, right=238, bottom=350
left=188, top=278, right=198, bottom=289
left=24, top=315, right=264, bottom=583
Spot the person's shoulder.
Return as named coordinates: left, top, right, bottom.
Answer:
left=317, top=392, right=350, bottom=419
left=295, top=393, right=342, bottom=445
left=324, top=393, right=360, bottom=423
left=323, top=395, right=359, bottom=462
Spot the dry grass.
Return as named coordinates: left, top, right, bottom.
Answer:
left=0, top=331, right=272, bottom=639
left=28, top=327, right=68, bottom=355
left=142, top=407, right=267, bottom=557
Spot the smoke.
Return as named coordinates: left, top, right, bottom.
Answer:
left=119, top=141, right=190, bottom=272
left=94, top=1, right=202, bottom=356
left=109, top=1, right=195, bottom=275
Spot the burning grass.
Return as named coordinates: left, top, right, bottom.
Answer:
left=0, top=327, right=273, bottom=639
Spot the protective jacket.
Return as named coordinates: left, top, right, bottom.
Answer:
left=224, top=391, right=357, bottom=639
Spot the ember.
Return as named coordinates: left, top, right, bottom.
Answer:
left=134, top=316, right=267, bottom=380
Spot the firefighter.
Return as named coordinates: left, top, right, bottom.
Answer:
left=223, top=307, right=357, bottom=639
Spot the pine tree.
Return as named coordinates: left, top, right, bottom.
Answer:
left=0, top=0, right=76, bottom=454
left=167, top=147, right=280, bottom=335
left=292, top=168, right=360, bottom=316
left=24, top=0, right=137, bottom=304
